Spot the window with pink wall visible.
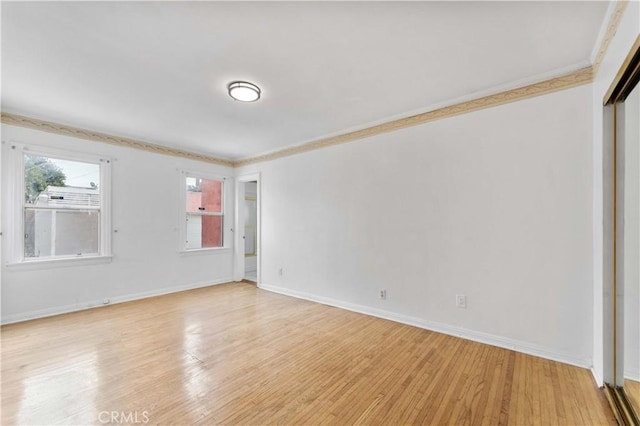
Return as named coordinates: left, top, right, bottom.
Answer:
left=186, top=177, right=223, bottom=249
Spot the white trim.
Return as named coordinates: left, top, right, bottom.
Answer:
left=259, top=283, right=593, bottom=369
left=5, top=141, right=112, bottom=265
left=24, top=205, right=100, bottom=211
left=624, top=368, right=640, bottom=382
left=234, top=173, right=261, bottom=284
left=592, top=366, right=604, bottom=387
left=178, top=169, right=232, bottom=252
left=590, top=1, right=618, bottom=66
left=21, top=142, right=108, bottom=165
left=233, top=62, right=590, bottom=164
left=182, top=169, right=231, bottom=182
left=5, top=143, right=23, bottom=264
left=6, top=255, right=112, bottom=270
left=100, top=154, right=112, bottom=258
left=178, top=247, right=232, bottom=256
left=0, top=277, right=233, bottom=325
left=177, top=168, right=187, bottom=252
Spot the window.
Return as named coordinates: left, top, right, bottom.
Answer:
left=184, top=175, right=224, bottom=249
left=23, top=153, right=105, bottom=259
left=8, top=145, right=111, bottom=265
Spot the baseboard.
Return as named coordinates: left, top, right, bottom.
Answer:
left=1, top=277, right=233, bottom=325
left=591, top=366, right=638, bottom=386
left=592, top=366, right=604, bottom=387
left=259, top=283, right=592, bottom=369
left=624, top=368, right=640, bottom=382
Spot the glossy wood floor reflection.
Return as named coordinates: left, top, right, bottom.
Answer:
left=2, top=282, right=615, bottom=425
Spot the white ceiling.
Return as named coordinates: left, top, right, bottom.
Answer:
left=1, top=1, right=609, bottom=161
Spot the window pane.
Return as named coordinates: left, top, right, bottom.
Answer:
left=186, top=214, right=223, bottom=249
left=186, top=215, right=202, bottom=249
left=25, top=209, right=52, bottom=258
left=186, top=177, right=222, bottom=213
left=24, top=209, right=99, bottom=258
left=55, top=210, right=99, bottom=256
left=25, top=154, right=100, bottom=207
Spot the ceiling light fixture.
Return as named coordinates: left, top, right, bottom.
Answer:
left=228, top=81, right=261, bottom=102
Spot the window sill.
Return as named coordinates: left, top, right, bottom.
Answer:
left=6, top=255, right=113, bottom=271
left=179, top=247, right=232, bottom=256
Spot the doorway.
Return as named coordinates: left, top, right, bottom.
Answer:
left=244, top=181, right=258, bottom=282
left=235, top=174, right=260, bottom=284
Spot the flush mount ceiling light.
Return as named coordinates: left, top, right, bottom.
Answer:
left=228, top=81, right=261, bottom=102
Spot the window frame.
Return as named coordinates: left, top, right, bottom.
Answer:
left=6, top=143, right=112, bottom=267
left=179, top=170, right=229, bottom=253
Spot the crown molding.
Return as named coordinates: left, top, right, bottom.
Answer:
left=235, top=67, right=593, bottom=167
left=2, top=68, right=594, bottom=170
left=235, top=1, right=628, bottom=167
left=592, top=0, right=630, bottom=76
left=2, top=2, right=627, bottom=169
left=0, top=112, right=234, bottom=167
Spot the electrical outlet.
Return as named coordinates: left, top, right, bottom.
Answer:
left=379, top=289, right=387, bottom=300
left=456, top=294, right=467, bottom=309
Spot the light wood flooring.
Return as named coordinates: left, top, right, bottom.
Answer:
left=1, top=282, right=615, bottom=425
left=626, top=379, right=640, bottom=419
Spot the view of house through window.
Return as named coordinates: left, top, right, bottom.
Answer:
left=24, top=154, right=101, bottom=259
left=185, top=176, right=223, bottom=249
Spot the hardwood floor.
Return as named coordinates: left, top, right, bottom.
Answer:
left=1, top=282, right=615, bottom=425
left=626, top=379, right=640, bottom=419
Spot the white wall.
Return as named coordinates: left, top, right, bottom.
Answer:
left=1, top=124, right=235, bottom=323
left=238, top=84, right=594, bottom=366
left=591, top=1, right=640, bottom=385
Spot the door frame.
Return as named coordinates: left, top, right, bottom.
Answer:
left=602, top=34, right=640, bottom=426
left=234, top=173, right=261, bottom=284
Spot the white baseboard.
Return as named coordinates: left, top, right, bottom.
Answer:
left=591, top=366, right=604, bottom=387
left=259, top=283, right=592, bottom=369
left=1, top=277, right=233, bottom=325
left=625, top=368, right=640, bottom=382
left=591, top=365, right=638, bottom=386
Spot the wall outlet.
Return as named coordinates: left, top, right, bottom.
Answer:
left=278, top=268, right=283, bottom=276
left=456, top=294, right=467, bottom=309
left=379, top=289, right=387, bottom=300
left=103, top=299, right=111, bottom=305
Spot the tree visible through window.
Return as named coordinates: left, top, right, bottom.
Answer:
left=185, top=176, right=223, bottom=249
left=24, top=154, right=101, bottom=259
left=25, top=155, right=67, bottom=203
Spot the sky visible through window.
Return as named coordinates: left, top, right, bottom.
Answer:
left=49, top=158, right=99, bottom=188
